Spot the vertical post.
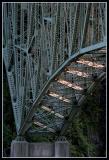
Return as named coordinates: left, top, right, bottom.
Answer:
left=10, top=137, right=28, bottom=157
left=54, top=137, right=69, bottom=157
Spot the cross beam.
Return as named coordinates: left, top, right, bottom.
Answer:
left=18, top=41, right=106, bottom=136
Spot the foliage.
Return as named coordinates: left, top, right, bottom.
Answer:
left=25, top=132, right=55, bottom=143
left=64, top=81, right=106, bottom=157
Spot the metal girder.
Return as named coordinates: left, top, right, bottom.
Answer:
left=59, top=71, right=106, bottom=136
left=81, top=3, right=92, bottom=48
left=51, top=3, right=60, bottom=73
left=18, top=41, right=106, bottom=136
left=3, top=3, right=106, bottom=136
left=28, top=129, right=54, bottom=135
left=14, top=45, right=28, bottom=53
left=80, top=3, right=91, bottom=48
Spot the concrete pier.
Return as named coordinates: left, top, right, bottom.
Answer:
left=10, top=140, right=28, bottom=157
left=29, top=143, right=54, bottom=157
left=10, top=139, right=69, bottom=157
left=55, top=141, right=69, bottom=157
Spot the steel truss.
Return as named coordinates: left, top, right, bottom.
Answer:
left=3, top=3, right=106, bottom=136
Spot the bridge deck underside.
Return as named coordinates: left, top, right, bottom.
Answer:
left=3, top=3, right=106, bottom=136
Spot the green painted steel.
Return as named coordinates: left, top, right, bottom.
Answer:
left=3, top=3, right=106, bottom=136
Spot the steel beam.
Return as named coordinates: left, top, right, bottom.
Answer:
left=18, top=41, right=106, bottom=136
left=59, top=72, right=106, bottom=136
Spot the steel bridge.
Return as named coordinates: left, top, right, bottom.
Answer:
left=3, top=3, right=106, bottom=138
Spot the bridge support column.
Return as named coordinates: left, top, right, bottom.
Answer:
left=10, top=136, right=29, bottom=157
left=10, top=136, right=69, bottom=157
left=55, top=141, right=69, bottom=157
left=55, top=136, right=69, bottom=157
